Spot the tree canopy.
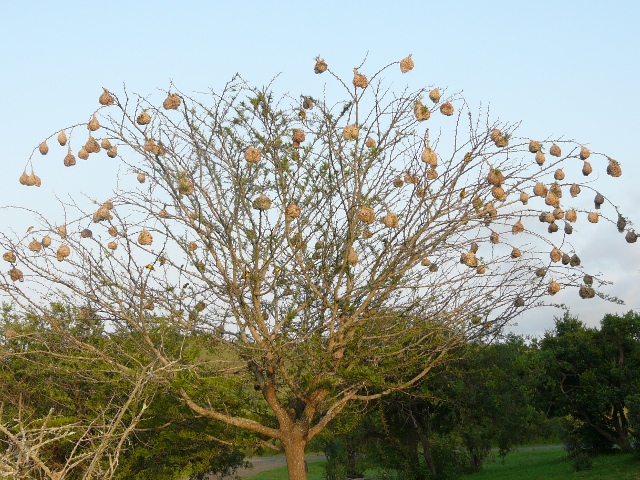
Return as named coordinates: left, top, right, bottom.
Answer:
left=1, top=55, right=637, bottom=479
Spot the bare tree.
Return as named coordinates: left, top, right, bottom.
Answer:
left=1, top=55, right=636, bottom=479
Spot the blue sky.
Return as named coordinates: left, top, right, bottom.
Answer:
left=1, top=0, right=639, bottom=335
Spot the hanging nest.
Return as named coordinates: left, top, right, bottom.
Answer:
left=314, top=58, right=328, bottom=74
left=533, top=183, right=548, bottom=197
left=494, top=135, right=508, bottom=147
left=626, top=231, right=638, bottom=243
left=421, top=258, right=431, bottom=267
left=543, top=212, right=555, bottom=223
left=28, top=239, right=42, bottom=252
left=426, top=168, right=438, bottom=180
left=476, top=265, right=487, bottom=274
left=416, top=188, right=427, bottom=198
left=88, top=114, right=100, bottom=131
left=64, top=148, right=76, bottom=167
left=99, top=88, right=115, bottom=106
left=163, top=93, right=181, bottom=110
left=144, top=139, right=161, bottom=155
left=107, top=241, right=117, bottom=250
left=579, top=286, right=595, bottom=299
left=244, top=147, right=262, bottom=163
left=519, top=192, right=529, bottom=205
left=549, top=183, right=562, bottom=198
left=583, top=274, right=594, bottom=285
left=492, top=186, right=506, bottom=201
left=570, top=183, right=581, bottom=197
left=19, top=170, right=28, bottom=185
left=594, top=192, right=604, bottom=209
left=137, top=172, right=146, bottom=184
left=3, top=251, right=16, bottom=263
left=358, top=206, right=375, bottom=224
left=365, top=137, right=376, bottom=148
left=535, top=151, right=546, bottom=166
left=460, top=252, right=478, bottom=267
left=514, top=297, right=525, bottom=307
left=143, top=301, right=155, bottom=311
left=512, top=220, right=524, bottom=234
left=56, top=244, right=70, bottom=261
left=490, top=129, right=502, bottom=142
left=303, top=97, right=314, bottom=109
left=101, top=138, right=112, bottom=150
left=548, top=281, right=561, bottom=295
left=553, top=208, right=564, bottom=220
left=102, top=199, right=114, bottom=210
left=535, top=268, right=547, bottom=278
left=38, top=141, right=49, bottom=155
left=554, top=169, right=565, bottom=181
left=393, top=177, right=404, bottom=188
left=399, top=55, right=414, bottom=73
left=617, top=215, right=627, bottom=232
left=362, top=229, right=373, bottom=239
left=24, top=170, right=41, bottom=187
left=285, top=204, right=301, bottom=220
left=549, top=144, right=561, bottom=157
left=57, top=130, right=67, bottom=146
left=381, top=212, right=399, bottom=228
left=428, top=89, right=441, bottom=103
left=528, top=140, right=541, bottom=153
left=137, top=111, right=151, bottom=125
left=92, top=206, right=112, bottom=223
left=487, top=169, right=505, bottom=187
left=565, top=209, right=577, bottom=222
left=545, top=192, right=560, bottom=208
left=78, top=147, right=89, bottom=160
left=404, top=172, right=418, bottom=184
left=252, top=194, right=271, bottom=211
left=9, top=268, right=24, bottom=282
left=550, top=247, right=562, bottom=262
left=587, top=212, right=599, bottom=223
left=138, top=230, right=153, bottom=245
left=489, top=231, right=499, bottom=244
left=548, top=223, right=559, bottom=233
left=107, top=146, right=118, bottom=158
left=108, top=225, right=118, bottom=236
left=429, top=263, right=439, bottom=272
left=570, top=254, right=581, bottom=267
left=352, top=69, right=368, bottom=88
left=80, top=229, right=93, bottom=239
left=470, top=242, right=479, bottom=253
left=421, top=147, right=438, bottom=166
left=414, top=100, right=431, bottom=121
left=41, top=235, right=51, bottom=248
left=564, top=223, right=573, bottom=234
left=343, top=124, right=359, bottom=141
left=607, top=158, right=622, bottom=178
left=177, top=176, right=194, bottom=195
left=292, top=129, right=305, bottom=143
left=439, top=102, right=454, bottom=116
left=511, top=247, right=522, bottom=258
left=582, top=161, right=593, bottom=176
left=188, top=241, right=198, bottom=251
left=580, top=146, right=591, bottom=160
left=58, top=225, right=67, bottom=238
left=561, top=253, right=571, bottom=265
left=85, top=136, right=100, bottom=154
left=347, top=246, right=359, bottom=266
left=159, top=208, right=172, bottom=219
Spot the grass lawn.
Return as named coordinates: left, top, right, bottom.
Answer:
left=245, top=448, right=640, bottom=479
left=461, top=448, right=640, bottom=480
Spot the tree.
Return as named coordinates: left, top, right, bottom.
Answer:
left=540, top=312, right=640, bottom=453
left=1, top=55, right=636, bottom=479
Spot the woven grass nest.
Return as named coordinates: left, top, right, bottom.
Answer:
left=244, top=147, right=262, bottom=163
left=399, top=55, right=414, bottom=73
left=252, top=194, right=271, bottom=211
left=163, top=93, right=181, bottom=110
left=99, top=89, right=115, bottom=106
left=352, top=69, right=368, bottom=88
left=414, top=100, right=430, bottom=121
left=285, top=204, right=301, bottom=221
left=381, top=212, right=398, bottom=228
left=138, top=230, right=153, bottom=246
left=314, top=58, right=328, bottom=74
left=343, top=125, right=359, bottom=141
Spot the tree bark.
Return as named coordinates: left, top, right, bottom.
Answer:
left=282, top=428, right=309, bottom=480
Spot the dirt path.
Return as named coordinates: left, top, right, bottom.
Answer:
left=219, top=455, right=325, bottom=479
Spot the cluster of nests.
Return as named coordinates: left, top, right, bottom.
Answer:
left=20, top=89, right=182, bottom=187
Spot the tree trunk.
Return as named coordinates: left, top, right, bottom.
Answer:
left=282, top=430, right=308, bottom=480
